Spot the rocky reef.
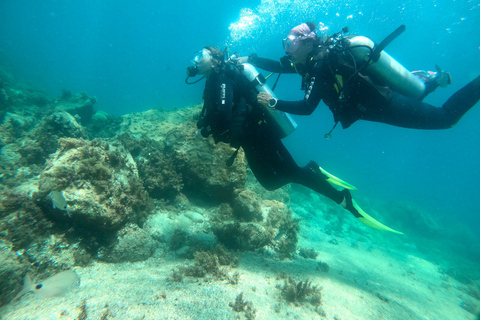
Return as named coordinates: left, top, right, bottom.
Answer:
left=0, top=67, right=297, bottom=306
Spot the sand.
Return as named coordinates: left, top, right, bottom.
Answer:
left=2, top=229, right=478, bottom=320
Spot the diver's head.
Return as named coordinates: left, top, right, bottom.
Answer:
left=190, top=46, right=224, bottom=77
left=283, top=22, right=319, bottom=64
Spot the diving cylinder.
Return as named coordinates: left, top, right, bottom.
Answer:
left=240, top=63, right=297, bottom=138
left=347, top=36, right=425, bottom=99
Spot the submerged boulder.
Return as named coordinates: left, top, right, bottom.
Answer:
left=212, top=199, right=299, bottom=259
left=164, top=122, right=248, bottom=203
left=97, top=224, right=157, bottom=262
left=0, top=239, right=24, bottom=307
left=37, top=138, right=152, bottom=231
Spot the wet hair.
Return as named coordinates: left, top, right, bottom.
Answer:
left=305, top=22, right=317, bottom=34
left=304, top=22, right=322, bottom=46
left=204, top=46, right=224, bottom=62
left=290, top=22, right=321, bottom=47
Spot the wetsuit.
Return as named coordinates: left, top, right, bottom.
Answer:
left=249, top=47, right=480, bottom=129
left=197, top=65, right=345, bottom=204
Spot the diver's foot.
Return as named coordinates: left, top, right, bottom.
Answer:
left=433, top=64, right=452, bottom=87
left=412, top=66, right=451, bottom=88
left=340, top=189, right=361, bottom=218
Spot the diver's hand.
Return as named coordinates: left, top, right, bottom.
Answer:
left=236, top=56, right=249, bottom=65
left=257, top=92, right=273, bottom=108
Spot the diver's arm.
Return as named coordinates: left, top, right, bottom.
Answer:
left=275, top=98, right=319, bottom=115
left=274, top=74, right=323, bottom=115
left=248, top=54, right=297, bottom=73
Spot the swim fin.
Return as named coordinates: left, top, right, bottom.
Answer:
left=342, top=189, right=403, bottom=234
left=351, top=199, right=403, bottom=234
left=319, top=166, right=357, bottom=190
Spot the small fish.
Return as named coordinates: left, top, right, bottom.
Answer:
left=13, top=270, right=80, bottom=301
left=49, top=191, right=68, bottom=211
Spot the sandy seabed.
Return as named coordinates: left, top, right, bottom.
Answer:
left=2, top=232, right=477, bottom=320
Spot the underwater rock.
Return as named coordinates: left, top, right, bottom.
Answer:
left=88, top=110, right=122, bottom=139
left=212, top=199, right=298, bottom=258
left=37, top=138, right=152, bottom=231
left=0, top=187, right=53, bottom=249
left=246, top=169, right=291, bottom=205
left=233, top=190, right=263, bottom=222
left=53, top=91, right=96, bottom=125
left=117, top=133, right=183, bottom=201
left=0, top=239, right=25, bottom=307
left=0, top=112, right=34, bottom=146
left=119, top=107, right=247, bottom=203
left=213, top=221, right=274, bottom=251
left=26, top=111, right=88, bottom=158
left=97, top=224, right=157, bottom=262
left=120, top=106, right=202, bottom=141
left=164, top=121, right=247, bottom=203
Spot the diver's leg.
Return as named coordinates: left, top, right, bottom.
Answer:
left=243, top=133, right=345, bottom=204
left=294, top=160, right=345, bottom=204
left=361, top=75, right=480, bottom=129
left=442, top=74, right=480, bottom=126
left=359, top=94, right=449, bottom=129
left=241, top=138, right=291, bottom=191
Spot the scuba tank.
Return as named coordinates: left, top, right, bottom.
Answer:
left=239, top=63, right=298, bottom=138
left=345, top=35, right=426, bottom=99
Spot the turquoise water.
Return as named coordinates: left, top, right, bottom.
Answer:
left=1, top=0, right=479, bottom=236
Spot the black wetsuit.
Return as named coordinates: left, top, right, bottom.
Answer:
left=249, top=47, right=480, bottom=129
left=197, top=66, right=345, bottom=204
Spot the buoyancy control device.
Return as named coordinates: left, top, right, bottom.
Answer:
left=239, top=63, right=298, bottom=138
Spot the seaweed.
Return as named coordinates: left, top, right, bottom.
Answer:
left=169, top=269, right=184, bottom=283
left=316, top=261, right=330, bottom=273
left=169, top=229, right=188, bottom=251
left=279, top=276, right=323, bottom=307
left=182, top=246, right=239, bottom=278
left=298, top=247, right=318, bottom=259
left=77, top=299, right=87, bottom=320
left=229, top=292, right=256, bottom=319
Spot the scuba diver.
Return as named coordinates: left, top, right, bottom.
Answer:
left=185, top=46, right=402, bottom=234
left=239, top=22, right=480, bottom=135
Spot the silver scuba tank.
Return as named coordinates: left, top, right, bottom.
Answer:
left=347, top=36, right=426, bottom=99
left=240, top=63, right=298, bottom=138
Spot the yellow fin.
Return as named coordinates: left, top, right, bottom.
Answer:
left=352, top=199, right=403, bottom=235
left=319, top=166, right=357, bottom=190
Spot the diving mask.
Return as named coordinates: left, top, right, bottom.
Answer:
left=192, top=48, right=212, bottom=65
left=282, top=31, right=317, bottom=54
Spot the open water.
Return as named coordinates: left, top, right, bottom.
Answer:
left=1, top=0, right=479, bottom=235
